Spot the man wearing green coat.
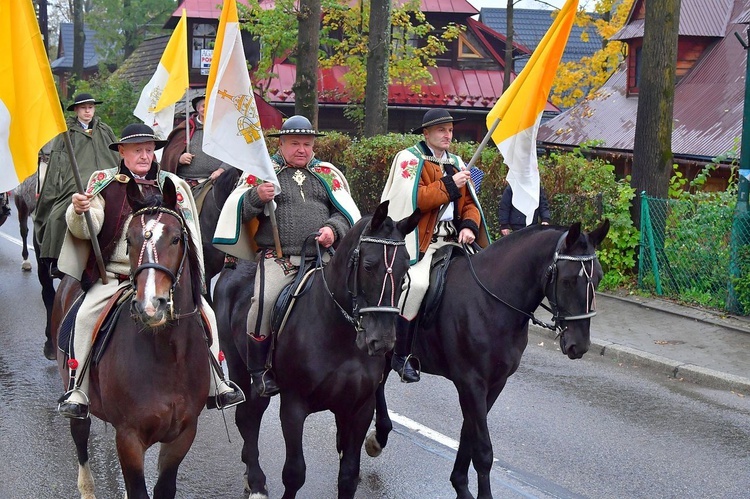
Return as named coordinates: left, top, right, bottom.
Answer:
left=34, top=93, right=120, bottom=277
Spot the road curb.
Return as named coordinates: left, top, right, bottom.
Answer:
left=529, top=325, right=750, bottom=393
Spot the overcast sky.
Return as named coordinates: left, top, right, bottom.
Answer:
left=467, top=0, right=569, bottom=10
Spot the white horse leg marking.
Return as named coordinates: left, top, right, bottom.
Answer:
left=77, top=461, right=96, bottom=499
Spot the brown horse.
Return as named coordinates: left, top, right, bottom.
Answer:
left=213, top=201, right=420, bottom=499
left=52, top=177, right=210, bottom=499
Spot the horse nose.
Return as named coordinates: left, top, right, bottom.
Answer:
left=560, top=335, right=589, bottom=359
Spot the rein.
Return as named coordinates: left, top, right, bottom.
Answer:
left=463, top=230, right=598, bottom=334
left=129, top=206, right=198, bottom=320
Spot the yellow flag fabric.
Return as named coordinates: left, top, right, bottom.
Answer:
left=486, top=0, right=578, bottom=225
left=203, top=0, right=278, bottom=191
left=0, top=0, right=67, bottom=192
left=133, top=9, right=188, bottom=140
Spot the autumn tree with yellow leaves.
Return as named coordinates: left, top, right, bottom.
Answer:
left=550, top=0, right=635, bottom=108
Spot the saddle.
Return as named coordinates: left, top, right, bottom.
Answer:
left=190, top=178, right=214, bottom=214
left=420, top=244, right=466, bottom=328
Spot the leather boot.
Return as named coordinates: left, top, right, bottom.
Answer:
left=392, top=317, right=420, bottom=383
left=248, top=335, right=279, bottom=397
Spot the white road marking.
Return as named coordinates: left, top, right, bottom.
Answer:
left=0, top=231, right=31, bottom=249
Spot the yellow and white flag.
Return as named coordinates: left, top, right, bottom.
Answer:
left=133, top=9, right=189, bottom=140
left=0, top=0, right=67, bottom=192
left=203, top=0, right=278, bottom=191
left=487, top=0, right=578, bottom=225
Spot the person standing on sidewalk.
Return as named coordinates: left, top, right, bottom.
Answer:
left=498, top=184, right=550, bottom=236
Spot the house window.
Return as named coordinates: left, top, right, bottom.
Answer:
left=627, top=40, right=642, bottom=95
left=192, top=23, right=216, bottom=69
left=457, top=34, right=482, bottom=59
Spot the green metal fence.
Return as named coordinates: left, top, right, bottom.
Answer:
left=638, top=193, right=750, bottom=314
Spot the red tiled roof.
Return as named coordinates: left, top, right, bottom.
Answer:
left=539, top=0, right=748, bottom=160
left=260, top=64, right=558, bottom=112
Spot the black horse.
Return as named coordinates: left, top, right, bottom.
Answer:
left=365, top=220, right=610, bottom=499
left=196, top=167, right=240, bottom=299
left=213, top=201, right=420, bottom=499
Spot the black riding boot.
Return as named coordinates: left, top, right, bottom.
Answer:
left=248, top=334, right=280, bottom=397
left=391, top=316, right=420, bottom=383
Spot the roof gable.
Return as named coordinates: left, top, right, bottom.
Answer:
left=612, top=0, right=734, bottom=40
left=479, top=8, right=602, bottom=65
left=51, top=23, right=101, bottom=70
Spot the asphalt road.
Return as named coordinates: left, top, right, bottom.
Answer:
left=1, top=217, right=749, bottom=499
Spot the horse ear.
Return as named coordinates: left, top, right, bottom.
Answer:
left=371, top=200, right=389, bottom=231
left=565, top=222, right=582, bottom=249
left=397, top=208, right=421, bottom=236
left=588, top=218, right=610, bottom=248
left=126, top=176, right=144, bottom=210
left=161, top=177, right=178, bottom=208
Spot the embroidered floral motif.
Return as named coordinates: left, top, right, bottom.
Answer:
left=245, top=174, right=262, bottom=187
left=312, top=166, right=343, bottom=191
left=400, top=158, right=418, bottom=179
left=86, top=171, right=110, bottom=194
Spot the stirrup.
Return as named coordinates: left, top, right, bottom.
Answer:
left=214, top=379, right=246, bottom=410
left=57, top=389, right=90, bottom=419
left=251, top=369, right=280, bottom=397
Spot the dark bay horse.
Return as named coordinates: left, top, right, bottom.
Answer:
left=366, top=220, right=610, bottom=499
left=53, top=178, right=210, bottom=499
left=213, top=201, right=420, bottom=499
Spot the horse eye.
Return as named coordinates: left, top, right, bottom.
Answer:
left=172, top=236, right=181, bottom=245
left=363, top=258, right=377, bottom=272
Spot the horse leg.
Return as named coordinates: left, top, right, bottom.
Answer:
left=153, top=425, right=198, bottom=499
left=365, top=359, right=393, bottom=458
left=17, top=201, right=31, bottom=271
left=35, top=236, right=57, bottom=360
left=70, top=417, right=96, bottom=499
left=336, top=401, right=376, bottom=499
left=115, top=430, right=149, bottom=499
left=280, top=397, right=309, bottom=499
left=451, top=381, right=494, bottom=499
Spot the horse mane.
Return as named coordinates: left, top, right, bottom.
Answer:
left=212, top=167, right=241, bottom=207
left=332, top=215, right=371, bottom=257
left=131, top=192, right=204, bottom=307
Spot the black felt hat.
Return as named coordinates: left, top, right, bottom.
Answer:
left=67, top=93, right=102, bottom=111
left=267, top=115, right=325, bottom=137
left=410, top=108, right=465, bottom=134
left=108, top=123, right=168, bottom=151
left=191, top=93, right=206, bottom=111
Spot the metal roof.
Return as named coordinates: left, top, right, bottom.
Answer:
left=612, top=0, right=734, bottom=40
left=50, top=23, right=101, bottom=71
left=262, top=64, right=558, bottom=113
left=538, top=0, right=749, bottom=161
left=479, top=8, right=603, bottom=66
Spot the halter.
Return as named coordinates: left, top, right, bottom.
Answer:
left=464, top=229, right=598, bottom=334
left=321, top=230, right=406, bottom=332
left=129, top=206, right=191, bottom=321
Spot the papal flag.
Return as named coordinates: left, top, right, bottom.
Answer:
left=133, top=9, right=189, bottom=140
left=487, top=0, right=578, bottom=225
left=0, top=0, right=67, bottom=192
left=203, top=0, right=278, bottom=191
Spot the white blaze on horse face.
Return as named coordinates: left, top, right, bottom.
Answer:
left=142, top=221, right=166, bottom=316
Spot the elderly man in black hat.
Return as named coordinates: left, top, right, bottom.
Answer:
left=162, top=93, right=231, bottom=184
left=216, top=115, right=360, bottom=396
left=56, top=123, right=245, bottom=419
left=381, top=108, right=490, bottom=383
left=34, top=92, right=119, bottom=279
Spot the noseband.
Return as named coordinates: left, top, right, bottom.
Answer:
left=322, top=231, right=406, bottom=332
left=129, top=206, right=190, bottom=320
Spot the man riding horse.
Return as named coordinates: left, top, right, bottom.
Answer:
left=214, top=115, right=360, bottom=397
left=381, top=109, right=491, bottom=382
left=56, top=123, right=245, bottom=419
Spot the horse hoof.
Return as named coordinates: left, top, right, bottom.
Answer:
left=365, top=430, right=382, bottom=457
left=21, top=261, right=32, bottom=271
left=43, top=340, right=56, bottom=361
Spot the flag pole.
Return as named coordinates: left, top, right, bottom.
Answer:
left=465, top=117, right=500, bottom=170
left=62, top=130, right=109, bottom=284
left=268, top=203, right=283, bottom=257
left=185, top=92, right=191, bottom=154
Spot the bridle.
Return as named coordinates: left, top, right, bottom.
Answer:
left=464, top=229, right=598, bottom=334
left=318, top=227, right=406, bottom=332
left=129, top=206, right=194, bottom=320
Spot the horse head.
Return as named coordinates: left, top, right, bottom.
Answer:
left=332, top=201, right=420, bottom=356
left=125, top=177, right=199, bottom=327
left=544, top=219, right=610, bottom=359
